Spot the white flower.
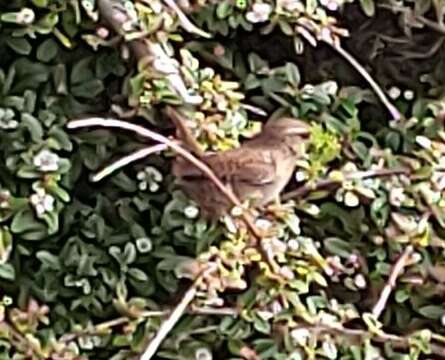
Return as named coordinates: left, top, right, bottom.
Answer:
left=184, top=205, right=199, bottom=219
left=321, top=80, right=338, bottom=96
left=403, top=90, right=414, bottom=101
left=388, top=86, right=401, bottom=100
left=353, top=274, right=367, bottom=289
left=30, top=188, right=55, bottom=216
left=136, top=237, right=153, bottom=253
left=344, top=191, right=359, bottom=207
left=16, top=8, right=35, bottom=24
left=0, top=190, right=11, bottom=209
left=287, top=238, right=300, bottom=251
left=195, top=347, right=212, bottom=360
left=246, top=3, right=272, bottom=23
left=295, top=170, right=308, bottom=182
left=290, top=328, right=310, bottom=345
left=33, top=149, right=60, bottom=172
left=322, top=340, right=338, bottom=359
left=255, top=218, right=273, bottom=230
left=137, top=166, right=163, bottom=192
left=270, top=300, right=283, bottom=315
left=280, top=266, right=295, bottom=279
left=150, top=1, right=163, bottom=14
left=415, top=135, right=432, bottom=150
left=257, top=310, right=274, bottom=321
left=389, top=187, right=406, bottom=207
left=320, top=0, right=340, bottom=11
left=0, top=108, right=18, bottom=130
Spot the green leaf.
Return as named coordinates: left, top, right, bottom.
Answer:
left=71, top=79, right=104, bottom=98
left=324, top=237, right=354, bottom=258
left=0, top=263, right=15, bottom=280
left=31, top=0, right=49, bottom=7
left=418, top=305, right=445, bottom=320
left=21, top=113, right=44, bottom=141
left=6, top=37, right=32, bottom=55
left=0, top=227, right=13, bottom=264
left=37, top=38, right=58, bottom=62
left=359, top=0, right=376, bottom=16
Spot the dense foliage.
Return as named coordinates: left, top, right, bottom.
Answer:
left=2, top=0, right=445, bottom=359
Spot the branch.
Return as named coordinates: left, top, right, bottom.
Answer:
left=161, top=0, right=211, bottom=38
left=139, top=271, right=206, bottom=360
left=327, top=41, right=402, bottom=122
left=378, top=3, right=445, bottom=36
left=91, top=144, right=168, bottom=182
left=372, top=245, right=414, bottom=319
left=282, top=167, right=410, bottom=201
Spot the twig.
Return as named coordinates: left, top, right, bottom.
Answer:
left=311, top=322, right=445, bottom=357
left=378, top=3, right=445, bottom=36
left=240, top=103, right=268, bottom=116
left=372, top=245, right=414, bottom=319
left=68, top=117, right=261, bottom=238
left=59, top=306, right=237, bottom=344
left=91, top=144, right=168, bottom=182
left=139, top=268, right=212, bottom=360
left=162, top=0, right=211, bottom=38
left=327, top=41, right=402, bottom=122
left=283, top=167, right=409, bottom=201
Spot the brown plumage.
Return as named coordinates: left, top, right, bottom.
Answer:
left=168, top=108, right=311, bottom=219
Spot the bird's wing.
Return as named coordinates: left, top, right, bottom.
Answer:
left=205, top=147, right=277, bottom=186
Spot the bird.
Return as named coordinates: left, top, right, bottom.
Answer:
left=168, top=107, right=311, bottom=219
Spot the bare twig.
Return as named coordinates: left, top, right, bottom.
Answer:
left=59, top=305, right=237, bottom=344
left=283, top=167, right=410, bottom=201
left=162, top=0, right=211, bottom=38
left=372, top=245, right=414, bottom=319
left=378, top=3, right=445, bottom=36
left=311, top=322, right=445, bottom=357
left=327, top=41, right=402, bottom=122
left=91, top=144, right=168, bottom=182
left=139, top=267, right=214, bottom=360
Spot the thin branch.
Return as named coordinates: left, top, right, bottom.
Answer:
left=91, top=144, right=168, bottom=182
left=327, top=41, right=402, bottom=122
left=139, top=268, right=210, bottom=360
left=162, top=0, right=211, bottom=38
left=59, top=305, right=237, bottom=344
left=283, top=167, right=410, bottom=201
left=378, top=3, right=445, bottom=36
left=372, top=245, right=414, bottom=319
left=240, top=103, right=268, bottom=116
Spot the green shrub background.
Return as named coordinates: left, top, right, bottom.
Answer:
left=2, top=0, right=445, bottom=359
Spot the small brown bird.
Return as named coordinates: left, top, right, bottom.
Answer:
left=169, top=108, right=311, bottom=218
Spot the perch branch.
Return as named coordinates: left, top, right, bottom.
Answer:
left=372, top=245, right=414, bottom=319
left=283, top=167, right=410, bottom=201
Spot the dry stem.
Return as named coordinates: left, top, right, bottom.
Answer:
left=372, top=245, right=414, bottom=319
left=283, top=167, right=410, bottom=201
left=91, top=144, right=168, bottom=182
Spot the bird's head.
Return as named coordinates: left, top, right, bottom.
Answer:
left=263, top=117, right=311, bottom=138
left=262, top=117, right=311, bottom=154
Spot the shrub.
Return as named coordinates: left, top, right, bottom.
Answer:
left=2, top=0, right=445, bottom=359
